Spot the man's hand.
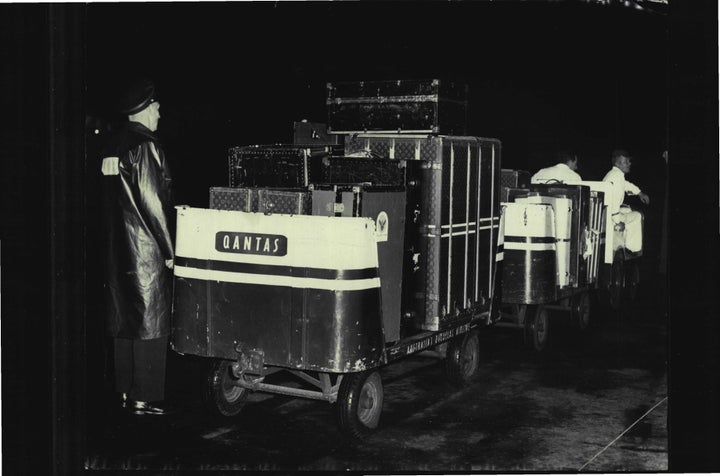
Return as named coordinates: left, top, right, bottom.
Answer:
left=638, top=192, right=650, bottom=205
left=165, top=259, right=174, bottom=270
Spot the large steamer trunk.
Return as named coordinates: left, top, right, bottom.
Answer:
left=343, top=134, right=502, bottom=331
left=327, top=79, right=468, bottom=135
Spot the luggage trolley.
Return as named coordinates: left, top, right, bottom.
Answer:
left=496, top=179, right=613, bottom=351
left=171, top=133, right=503, bottom=440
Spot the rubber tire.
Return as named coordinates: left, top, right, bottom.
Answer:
left=337, top=371, right=384, bottom=441
left=445, top=330, right=481, bottom=386
left=529, top=305, right=550, bottom=353
left=572, top=292, right=591, bottom=331
left=203, top=359, right=249, bottom=417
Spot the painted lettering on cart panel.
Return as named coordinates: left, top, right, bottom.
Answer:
left=215, top=232, right=288, bottom=256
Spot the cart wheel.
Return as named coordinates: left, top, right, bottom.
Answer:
left=445, top=330, right=480, bottom=386
left=529, top=305, right=550, bottom=352
left=608, top=250, right=625, bottom=311
left=572, top=292, right=591, bottom=331
left=337, top=370, right=384, bottom=441
left=203, top=359, right=248, bottom=417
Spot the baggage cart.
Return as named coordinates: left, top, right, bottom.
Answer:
left=496, top=178, right=642, bottom=351
left=171, top=135, right=502, bottom=440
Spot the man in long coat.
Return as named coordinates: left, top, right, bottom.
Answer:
left=101, top=78, right=174, bottom=415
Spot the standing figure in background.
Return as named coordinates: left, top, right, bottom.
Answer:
left=100, top=78, right=175, bottom=416
left=530, top=150, right=583, bottom=184
left=602, top=149, right=650, bottom=253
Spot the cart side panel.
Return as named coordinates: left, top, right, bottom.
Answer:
left=305, top=287, right=384, bottom=372
left=526, top=184, right=591, bottom=288
left=515, top=195, right=573, bottom=289
left=501, top=202, right=558, bottom=303
left=172, top=276, right=209, bottom=356
left=171, top=207, right=385, bottom=372
left=173, top=277, right=384, bottom=370
left=203, top=280, right=294, bottom=364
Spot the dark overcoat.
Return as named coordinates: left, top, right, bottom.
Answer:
left=101, top=121, right=174, bottom=340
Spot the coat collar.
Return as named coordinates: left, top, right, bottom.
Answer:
left=127, top=121, right=159, bottom=143
left=611, top=165, right=625, bottom=176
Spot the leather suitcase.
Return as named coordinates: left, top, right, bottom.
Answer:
left=209, top=186, right=309, bottom=215
left=257, top=188, right=310, bottom=215
left=323, top=156, right=406, bottom=186
left=209, top=187, right=257, bottom=212
left=500, top=169, right=530, bottom=203
left=326, top=79, right=468, bottom=135
left=228, top=144, right=334, bottom=188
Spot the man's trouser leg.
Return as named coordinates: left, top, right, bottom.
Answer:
left=114, top=336, right=169, bottom=403
left=619, top=209, right=643, bottom=253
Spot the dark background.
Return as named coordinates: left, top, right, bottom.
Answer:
left=86, top=2, right=669, bottom=208
left=1, top=1, right=717, bottom=474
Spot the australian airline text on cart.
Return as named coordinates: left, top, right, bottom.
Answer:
left=215, top=232, right=288, bottom=256
left=403, top=323, right=471, bottom=355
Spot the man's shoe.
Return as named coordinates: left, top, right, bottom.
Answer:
left=120, top=392, right=129, bottom=409
left=129, top=400, right=169, bottom=416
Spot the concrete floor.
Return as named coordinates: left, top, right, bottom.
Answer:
left=85, top=283, right=668, bottom=472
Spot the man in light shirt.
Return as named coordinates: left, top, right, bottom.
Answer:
left=530, top=150, right=582, bottom=184
left=602, top=149, right=650, bottom=253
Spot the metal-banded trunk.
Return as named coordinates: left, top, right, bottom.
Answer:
left=327, top=79, right=468, bottom=135
left=342, top=134, right=502, bottom=331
